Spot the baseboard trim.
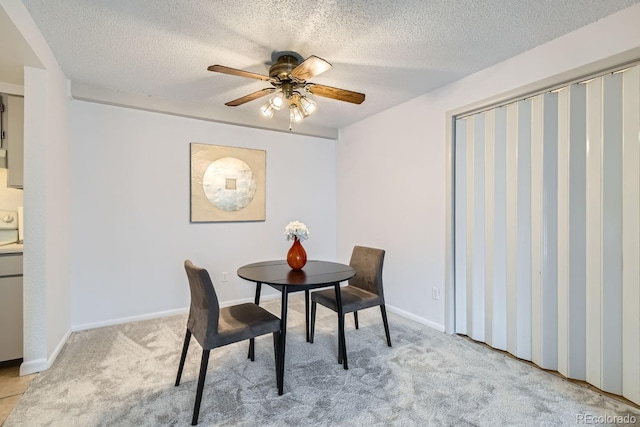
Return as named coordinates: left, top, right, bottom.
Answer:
left=386, top=304, right=446, bottom=333
left=68, top=292, right=444, bottom=339
left=19, top=328, right=73, bottom=376
left=20, top=358, right=47, bottom=376
left=20, top=295, right=441, bottom=376
left=47, top=328, right=72, bottom=369
left=72, top=307, right=190, bottom=332
left=70, top=293, right=283, bottom=333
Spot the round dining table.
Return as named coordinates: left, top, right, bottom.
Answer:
left=237, top=260, right=356, bottom=395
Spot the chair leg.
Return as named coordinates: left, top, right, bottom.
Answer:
left=333, top=283, right=348, bottom=369
left=380, top=305, right=392, bottom=347
left=354, top=311, right=359, bottom=329
left=339, top=313, right=348, bottom=369
left=192, top=349, right=210, bottom=426
left=247, top=283, right=262, bottom=359
left=310, top=301, right=317, bottom=343
left=175, top=329, right=192, bottom=386
left=248, top=338, right=255, bottom=361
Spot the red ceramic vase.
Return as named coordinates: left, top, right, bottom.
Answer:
left=287, top=237, right=307, bottom=270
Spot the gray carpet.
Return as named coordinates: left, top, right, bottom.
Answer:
left=5, top=294, right=640, bottom=426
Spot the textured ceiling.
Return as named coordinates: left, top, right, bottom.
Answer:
left=18, top=0, right=640, bottom=133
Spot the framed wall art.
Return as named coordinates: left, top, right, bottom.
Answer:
left=190, top=143, right=266, bottom=222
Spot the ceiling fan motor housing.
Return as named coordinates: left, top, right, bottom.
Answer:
left=269, top=55, right=300, bottom=80
left=269, top=55, right=303, bottom=98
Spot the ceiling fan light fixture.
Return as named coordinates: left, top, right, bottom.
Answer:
left=209, top=52, right=365, bottom=129
left=289, top=103, right=304, bottom=122
left=260, top=101, right=275, bottom=118
left=298, top=95, right=317, bottom=116
left=270, top=91, right=285, bottom=110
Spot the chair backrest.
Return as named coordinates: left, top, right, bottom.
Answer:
left=348, top=246, right=385, bottom=297
left=184, top=260, right=220, bottom=346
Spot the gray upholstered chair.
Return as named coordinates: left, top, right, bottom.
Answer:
left=309, top=246, right=391, bottom=369
left=176, top=260, right=281, bottom=425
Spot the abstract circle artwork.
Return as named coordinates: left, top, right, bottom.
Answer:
left=202, top=157, right=257, bottom=211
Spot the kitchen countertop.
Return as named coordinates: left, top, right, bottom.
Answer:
left=0, top=243, right=23, bottom=254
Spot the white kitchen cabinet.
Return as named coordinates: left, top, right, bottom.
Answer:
left=0, top=253, right=23, bottom=363
left=0, top=94, right=24, bottom=189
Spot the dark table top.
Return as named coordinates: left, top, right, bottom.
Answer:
left=237, top=260, right=355, bottom=289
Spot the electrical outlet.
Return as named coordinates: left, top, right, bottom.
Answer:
left=222, top=272, right=228, bottom=282
left=432, top=287, right=440, bottom=300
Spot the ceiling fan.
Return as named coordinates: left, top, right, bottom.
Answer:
left=207, top=53, right=365, bottom=127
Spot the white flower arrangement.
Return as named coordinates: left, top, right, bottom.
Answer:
left=284, top=221, right=310, bottom=241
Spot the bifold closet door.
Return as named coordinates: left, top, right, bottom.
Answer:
left=453, top=64, right=640, bottom=406
left=621, top=65, right=640, bottom=406
left=557, top=84, right=587, bottom=382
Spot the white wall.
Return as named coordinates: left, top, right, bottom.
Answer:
left=41, top=64, right=71, bottom=363
left=70, top=101, right=337, bottom=329
left=337, top=92, right=447, bottom=331
left=337, top=3, right=640, bottom=331
left=1, top=0, right=72, bottom=375
left=0, top=0, right=71, bottom=374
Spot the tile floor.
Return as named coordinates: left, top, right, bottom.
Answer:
left=0, top=365, right=36, bottom=426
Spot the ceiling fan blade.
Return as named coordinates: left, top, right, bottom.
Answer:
left=225, top=88, right=275, bottom=106
left=291, top=56, right=332, bottom=80
left=208, top=65, right=271, bottom=81
left=306, top=84, right=365, bottom=104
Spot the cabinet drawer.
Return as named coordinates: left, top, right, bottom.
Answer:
left=0, top=254, right=23, bottom=276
